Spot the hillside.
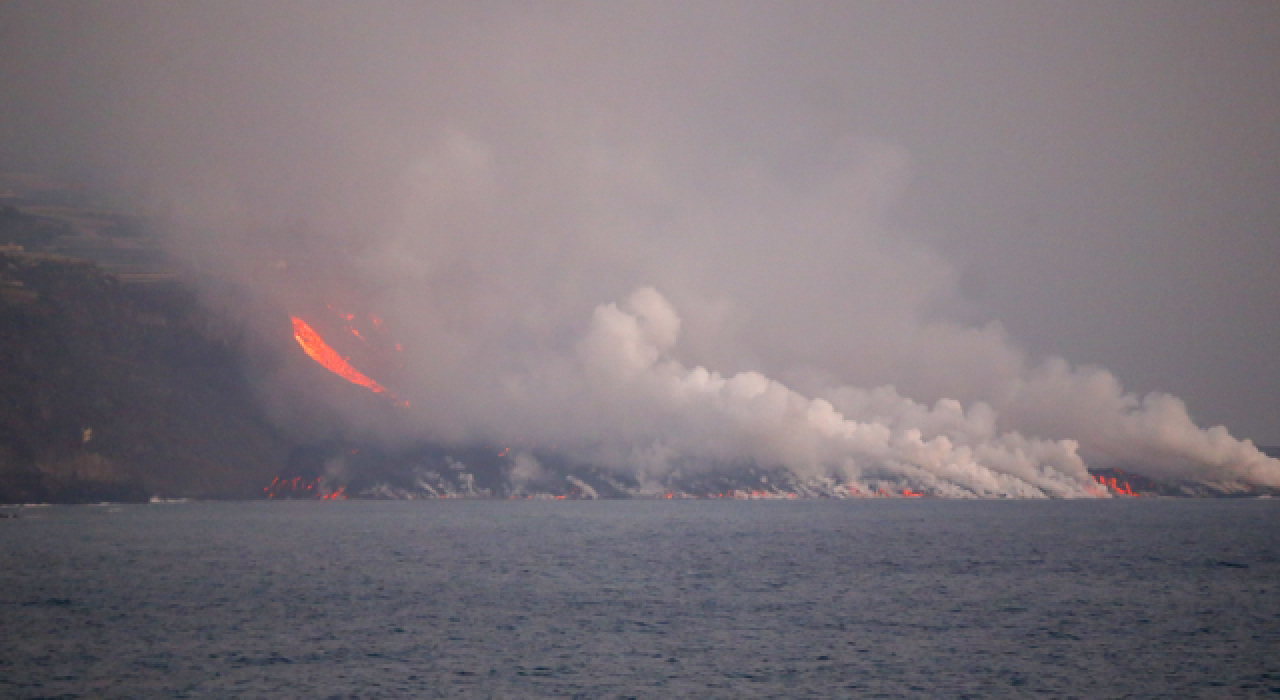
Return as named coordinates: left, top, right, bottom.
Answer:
left=0, top=248, right=290, bottom=503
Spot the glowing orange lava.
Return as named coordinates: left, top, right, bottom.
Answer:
left=292, top=316, right=391, bottom=395
left=1092, top=473, right=1138, bottom=496
left=263, top=476, right=346, bottom=500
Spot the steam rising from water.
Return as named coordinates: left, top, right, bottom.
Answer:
left=559, top=286, right=1276, bottom=496
left=575, top=287, right=1097, bottom=498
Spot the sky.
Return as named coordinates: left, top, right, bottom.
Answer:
left=1, top=1, right=1277, bottom=494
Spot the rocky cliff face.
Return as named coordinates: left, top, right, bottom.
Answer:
left=0, top=250, right=290, bottom=503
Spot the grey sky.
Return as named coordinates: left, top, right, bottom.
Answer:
left=1, top=2, right=1277, bottom=480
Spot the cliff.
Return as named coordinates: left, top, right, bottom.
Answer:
left=0, top=249, right=290, bottom=503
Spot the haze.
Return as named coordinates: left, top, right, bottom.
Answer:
left=2, top=2, right=1277, bottom=494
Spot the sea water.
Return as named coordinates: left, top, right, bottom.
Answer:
left=1, top=500, right=1277, bottom=698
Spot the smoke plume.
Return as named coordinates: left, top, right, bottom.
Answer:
left=3, top=3, right=1277, bottom=495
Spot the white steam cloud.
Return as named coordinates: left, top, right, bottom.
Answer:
left=556, top=286, right=1277, bottom=496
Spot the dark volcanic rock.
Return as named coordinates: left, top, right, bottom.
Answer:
left=0, top=250, right=290, bottom=502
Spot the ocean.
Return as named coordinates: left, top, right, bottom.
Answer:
left=2, top=500, right=1277, bottom=698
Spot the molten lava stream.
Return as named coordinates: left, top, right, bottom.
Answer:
left=1092, top=474, right=1139, bottom=497
left=292, top=316, right=389, bottom=393
left=291, top=316, right=408, bottom=406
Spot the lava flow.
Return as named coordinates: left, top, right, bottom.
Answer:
left=1092, top=473, right=1139, bottom=496
left=263, top=476, right=346, bottom=500
left=291, top=316, right=406, bottom=405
